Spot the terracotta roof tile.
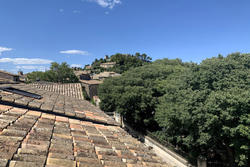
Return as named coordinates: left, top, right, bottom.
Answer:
left=0, top=78, right=17, bottom=84
left=30, top=82, right=84, bottom=100
left=0, top=84, right=116, bottom=125
left=0, top=84, right=174, bottom=166
left=80, top=80, right=103, bottom=85
left=0, top=105, right=172, bottom=167
left=0, top=70, right=19, bottom=77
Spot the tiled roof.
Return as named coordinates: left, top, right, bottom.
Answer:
left=0, top=78, right=17, bottom=84
left=100, top=62, right=116, bottom=65
left=0, top=83, right=173, bottom=167
left=0, top=70, right=19, bottom=77
left=0, top=84, right=116, bottom=125
left=80, top=80, right=103, bottom=85
left=92, top=72, right=121, bottom=80
left=30, top=82, right=84, bottom=100
left=0, top=104, right=171, bottom=167
left=74, top=70, right=91, bottom=76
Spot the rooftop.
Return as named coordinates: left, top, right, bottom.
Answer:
left=100, top=62, right=116, bottom=65
left=80, top=80, right=103, bottom=85
left=0, top=78, right=17, bottom=84
left=0, top=84, right=114, bottom=125
left=0, top=70, right=19, bottom=77
left=74, top=71, right=91, bottom=76
left=30, top=82, right=84, bottom=100
left=0, top=83, right=172, bottom=167
left=92, top=72, right=121, bottom=80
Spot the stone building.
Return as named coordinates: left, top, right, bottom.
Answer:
left=100, top=62, right=116, bottom=69
left=0, top=70, right=19, bottom=84
left=84, top=65, right=92, bottom=70
left=92, top=71, right=121, bottom=81
left=74, top=70, right=91, bottom=80
left=80, top=80, right=103, bottom=99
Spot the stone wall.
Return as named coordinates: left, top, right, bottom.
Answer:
left=81, top=83, right=99, bottom=99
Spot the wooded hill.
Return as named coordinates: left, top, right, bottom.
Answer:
left=90, top=53, right=152, bottom=74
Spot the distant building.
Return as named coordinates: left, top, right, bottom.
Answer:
left=18, top=71, right=27, bottom=82
left=80, top=80, right=103, bottom=98
left=84, top=65, right=92, bottom=70
left=74, top=70, right=91, bottom=80
left=92, top=71, right=121, bottom=80
left=100, top=62, right=116, bottom=69
left=0, top=70, right=20, bottom=84
left=104, top=55, right=111, bottom=62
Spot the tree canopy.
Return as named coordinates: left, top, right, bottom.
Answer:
left=98, top=53, right=250, bottom=166
left=98, top=58, right=188, bottom=131
left=27, top=62, right=79, bottom=83
left=109, top=53, right=152, bottom=73
left=155, top=53, right=250, bottom=166
left=91, top=53, right=152, bottom=74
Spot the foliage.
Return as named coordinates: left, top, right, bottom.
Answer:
left=109, top=53, right=152, bottom=73
left=155, top=53, right=250, bottom=166
left=91, top=53, right=152, bottom=74
left=26, top=71, right=46, bottom=83
left=98, top=58, right=188, bottom=131
left=27, top=62, right=79, bottom=83
left=98, top=53, right=249, bottom=166
left=91, top=58, right=106, bottom=73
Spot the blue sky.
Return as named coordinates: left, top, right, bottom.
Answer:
left=0, top=0, right=250, bottom=73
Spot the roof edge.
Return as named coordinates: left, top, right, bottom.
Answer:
left=0, top=100, right=119, bottom=126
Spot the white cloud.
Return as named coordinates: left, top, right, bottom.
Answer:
left=71, top=64, right=82, bottom=68
left=59, top=9, right=64, bottom=12
left=84, top=0, right=121, bottom=9
left=16, top=65, right=47, bottom=71
left=0, top=46, right=12, bottom=55
left=0, top=58, right=53, bottom=64
left=60, top=50, right=89, bottom=55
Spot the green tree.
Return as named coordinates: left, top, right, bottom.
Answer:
left=110, top=53, right=152, bottom=73
left=155, top=53, right=250, bottom=166
left=27, top=71, right=46, bottom=82
left=98, top=58, right=188, bottom=131
left=90, top=53, right=152, bottom=74
left=27, top=62, right=78, bottom=83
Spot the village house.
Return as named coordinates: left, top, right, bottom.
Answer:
left=80, top=79, right=103, bottom=99
left=0, top=82, right=172, bottom=167
left=100, top=62, right=116, bottom=69
left=74, top=70, right=91, bottom=80
left=84, top=65, right=92, bottom=70
left=0, top=70, right=20, bottom=84
left=92, top=71, right=121, bottom=81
